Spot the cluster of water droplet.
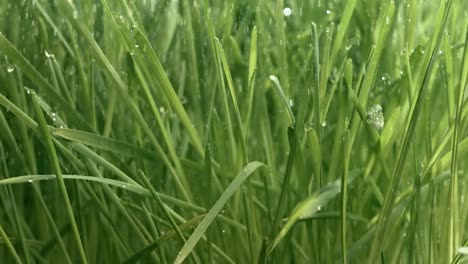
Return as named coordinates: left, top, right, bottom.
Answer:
left=366, top=104, right=384, bottom=131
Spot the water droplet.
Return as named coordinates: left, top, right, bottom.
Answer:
left=317, top=205, right=321, bottom=211
left=122, top=185, right=126, bottom=188
left=28, top=178, right=33, bottom=183
left=366, top=104, right=384, bottom=131
left=326, top=9, right=331, bottom=15
left=45, top=50, right=54, bottom=58
left=288, top=99, right=294, bottom=107
left=321, top=121, right=327, bottom=127
left=458, top=247, right=468, bottom=255
left=159, top=106, right=166, bottom=113
left=7, top=65, right=14, bottom=73
left=73, top=10, right=78, bottom=19
left=134, top=44, right=140, bottom=48
left=283, top=7, right=292, bottom=17
left=304, top=121, right=313, bottom=132
left=222, top=229, right=226, bottom=234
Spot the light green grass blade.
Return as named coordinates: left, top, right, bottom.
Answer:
left=267, top=172, right=358, bottom=255
left=269, top=75, right=295, bottom=126
left=30, top=93, right=88, bottom=264
left=174, top=161, right=265, bottom=264
left=52, top=128, right=155, bottom=160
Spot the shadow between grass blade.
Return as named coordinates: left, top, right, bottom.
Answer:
left=174, top=161, right=266, bottom=264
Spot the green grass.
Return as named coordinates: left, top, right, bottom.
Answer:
left=1, top=0, right=468, bottom=263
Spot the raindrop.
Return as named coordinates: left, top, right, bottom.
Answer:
left=45, top=50, right=54, bottom=58
left=283, top=7, right=292, bottom=17
left=366, top=104, right=384, bottom=131
left=73, top=10, right=78, bottom=19
left=326, top=9, right=331, bottom=15
left=7, top=65, right=14, bottom=73
left=134, top=44, right=140, bottom=48
left=458, top=247, right=468, bottom=255
left=321, top=121, right=327, bottom=127
left=304, top=121, right=313, bottom=132
left=28, top=178, right=33, bottom=183
left=317, top=205, right=321, bottom=211
left=289, top=99, right=294, bottom=107
left=122, top=185, right=127, bottom=189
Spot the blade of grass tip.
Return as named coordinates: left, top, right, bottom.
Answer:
left=267, top=172, right=359, bottom=255
left=245, top=26, right=257, bottom=139
left=30, top=93, right=88, bottom=264
left=449, top=26, right=468, bottom=262
left=368, top=1, right=453, bottom=262
left=174, top=162, right=266, bottom=264
left=269, top=75, right=295, bottom=126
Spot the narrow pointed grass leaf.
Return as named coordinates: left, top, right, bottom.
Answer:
left=267, top=171, right=359, bottom=255
left=123, top=214, right=206, bottom=264
left=30, top=94, right=88, bottom=264
left=0, top=175, right=148, bottom=195
left=174, top=161, right=266, bottom=264
left=52, top=128, right=156, bottom=160
left=269, top=75, right=295, bottom=126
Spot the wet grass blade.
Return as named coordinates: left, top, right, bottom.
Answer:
left=174, top=162, right=265, bottom=264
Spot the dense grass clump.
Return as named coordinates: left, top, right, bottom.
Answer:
left=1, top=0, right=468, bottom=263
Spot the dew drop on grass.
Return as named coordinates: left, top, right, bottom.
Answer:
left=45, top=50, right=54, bottom=58
left=283, top=7, right=292, bottom=17
left=326, top=9, right=331, bottom=15
left=366, top=104, right=384, bottom=131
left=28, top=178, right=33, bottom=183
left=6, top=65, right=14, bottom=73
left=304, top=121, right=313, bottom=132
left=122, top=185, right=126, bottom=189
left=458, top=247, right=468, bottom=255
left=321, top=121, right=327, bottom=127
